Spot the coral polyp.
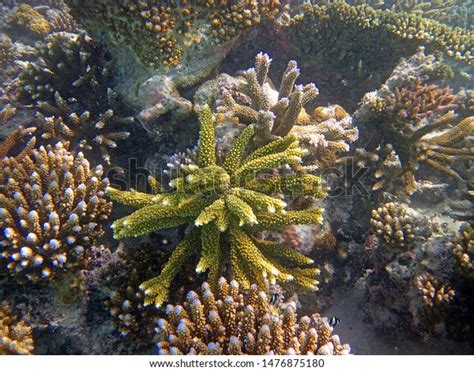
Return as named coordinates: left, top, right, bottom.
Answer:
left=0, top=140, right=112, bottom=282
left=155, top=277, right=351, bottom=355
left=108, top=106, right=326, bottom=307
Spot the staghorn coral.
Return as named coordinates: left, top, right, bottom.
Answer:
left=0, top=140, right=112, bottom=282
left=64, top=0, right=287, bottom=70
left=108, top=107, right=326, bottom=307
left=17, top=32, right=134, bottom=165
left=415, top=273, right=455, bottom=309
left=450, top=224, right=473, bottom=279
left=218, top=53, right=358, bottom=171
left=370, top=202, right=417, bottom=250
left=6, top=4, right=52, bottom=36
left=354, top=49, right=474, bottom=194
left=289, top=2, right=473, bottom=64
left=155, top=277, right=351, bottom=355
left=0, top=301, right=34, bottom=355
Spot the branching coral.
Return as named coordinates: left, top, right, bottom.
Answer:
left=450, top=224, right=473, bottom=279
left=415, top=273, right=455, bottom=309
left=155, top=277, right=351, bottom=355
left=219, top=53, right=358, bottom=171
left=6, top=4, right=52, bottom=36
left=370, top=202, right=417, bottom=250
left=289, top=2, right=473, bottom=64
left=0, top=301, right=34, bottom=355
left=354, top=49, right=473, bottom=194
left=108, top=107, right=326, bottom=307
left=17, top=32, right=134, bottom=164
left=0, top=140, right=112, bottom=282
left=64, top=0, right=287, bottom=69
left=385, top=77, right=461, bottom=123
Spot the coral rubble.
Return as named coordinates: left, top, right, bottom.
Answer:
left=108, top=107, right=326, bottom=307
left=0, top=140, right=112, bottom=282
left=155, top=277, right=351, bottom=355
left=17, top=31, right=134, bottom=165
left=0, top=301, right=34, bottom=355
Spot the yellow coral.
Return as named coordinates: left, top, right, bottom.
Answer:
left=0, top=302, right=34, bottom=355
left=7, top=4, right=52, bottom=36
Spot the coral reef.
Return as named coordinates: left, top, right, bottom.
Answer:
left=64, top=0, right=288, bottom=69
left=155, top=277, right=351, bottom=355
left=289, top=2, right=473, bottom=64
left=218, top=53, right=358, bottom=171
left=0, top=301, right=34, bottom=355
left=6, top=4, right=52, bottom=36
left=108, top=107, right=326, bottom=307
left=370, top=202, right=417, bottom=251
left=0, top=140, right=112, bottom=282
left=354, top=49, right=473, bottom=194
left=17, top=31, right=134, bottom=165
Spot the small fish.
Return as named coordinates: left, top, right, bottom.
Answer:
left=329, top=316, right=341, bottom=328
left=269, top=293, right=281, bottom=306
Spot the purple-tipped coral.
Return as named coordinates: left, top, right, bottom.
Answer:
left=0, top=139, right=112, bottom=282
left=155, top=277, right=351, bottom=355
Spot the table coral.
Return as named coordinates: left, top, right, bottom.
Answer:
left=108, top=106, right=326, bottom=307
left=64, top=0, right=287, bottom=70
left=218, top=53, right=358, bottom=171
left=0, top=139, right=112, bottom=282
left=289, top=2, right=473, bottom=64
left=0, top=301, right=34, bottom=355
left=155, top=277, right=351, bottom=355
left=17, top=31, right=134, bottom=165
left=6, top=3, right=52, bottom=36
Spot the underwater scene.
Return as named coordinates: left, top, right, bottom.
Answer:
left=0, top=0, right=472, bottom=356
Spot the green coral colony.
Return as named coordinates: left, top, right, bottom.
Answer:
left=108, top=107, right=326, bottom=307
left=0, top=0, right=473, bottom=356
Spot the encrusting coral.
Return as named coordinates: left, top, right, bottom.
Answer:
left=0, top=139, right=112, bottom=282
left=6, top=3, right=52, bottom=36
left=354, top=49, right=474, bottom=194
left=0, top=301, right=34, bottom=355
left=108, top=106, right=326, bottom=307
left=219, top=53, right=358, bottom=171
left=370, top=202, right=417, bottom=251
left=65, top=0, right=288, bottom=69
left=155, top=277, right=351, bottom=355
left=17, top=31, right=134, bottom=165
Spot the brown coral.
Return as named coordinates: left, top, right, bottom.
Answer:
left=0, top=140, right=112, bottom=282
left=0, top=301, right=34, bottom=355
left=415, top=273, right=455, bottom=309
left=7, top=4, right=52, bottom=36
left=450, top=224, right=473, bottom=278
left=155, top=277, right=351, bottom=355
left=370, top=202, right=417, bottom=250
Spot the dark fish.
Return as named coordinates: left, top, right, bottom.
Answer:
left=329, top=316, right=341, bottom=328
left=269, top=293, right=280, bottom=306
